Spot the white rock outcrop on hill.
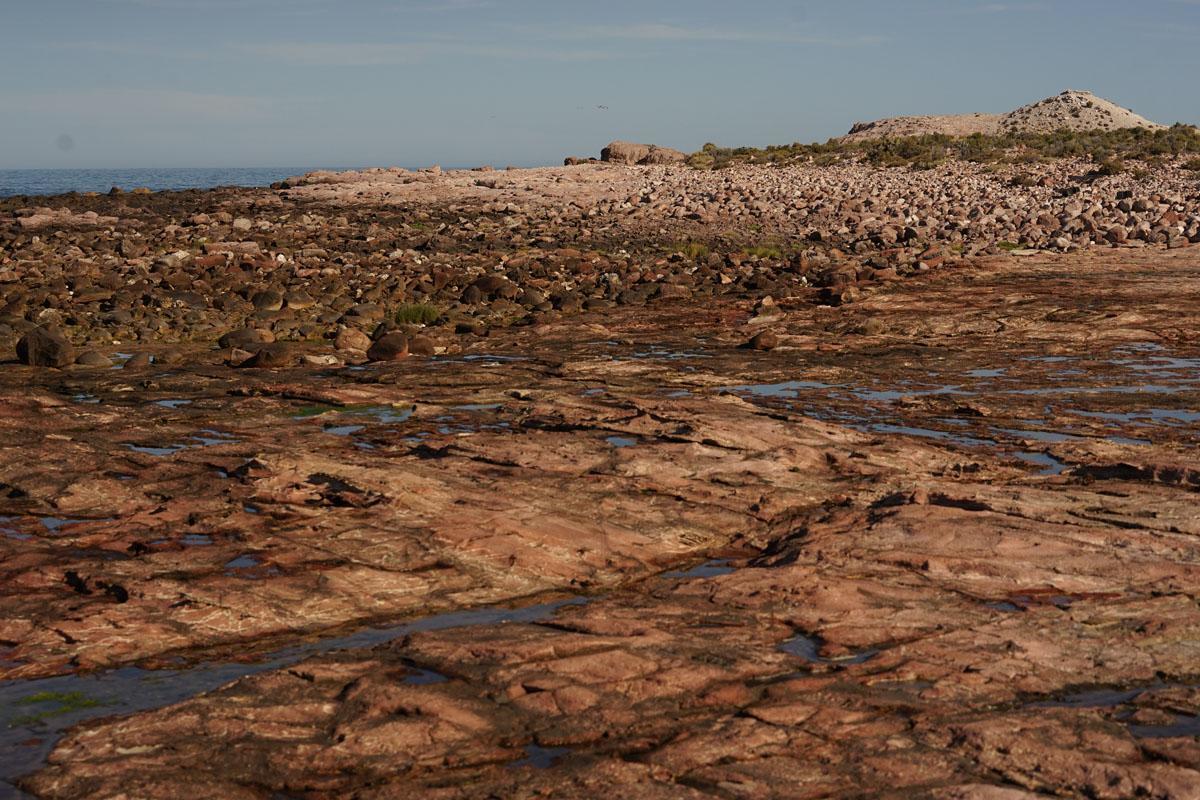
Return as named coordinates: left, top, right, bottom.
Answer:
left=999, top=90, right=1164, bottom=134
left=844, top=90, right=1165, bottom=141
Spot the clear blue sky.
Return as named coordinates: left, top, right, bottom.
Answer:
left=2, top=0, right=1198, bottom=169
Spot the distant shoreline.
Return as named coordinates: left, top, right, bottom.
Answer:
left=0, top=167, right=364, bottom=199
left=0, top=165, right=552, bottom=199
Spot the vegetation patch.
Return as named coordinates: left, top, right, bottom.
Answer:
left=690, top=125, right=1200, bottom=170
left=11, top=691, right=105, bottom=726
left=743, top=245, right=782, bottom=260
left=674, top=242, right=711, bottom=261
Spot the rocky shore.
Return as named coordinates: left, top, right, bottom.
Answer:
left=4, top=158, right=1199, bottom=374
left=2, top=158, right=1199, bottom=799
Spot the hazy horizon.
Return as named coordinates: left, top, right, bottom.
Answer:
left=3, top=0, right=1199, bottom=170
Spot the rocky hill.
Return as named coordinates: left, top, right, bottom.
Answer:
left=844, top=90, right=1164, bottom=141
left=999, top=90, right=1165, bottom=134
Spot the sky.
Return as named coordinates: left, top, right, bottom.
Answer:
left=2, top=0, right=1199, bottom=169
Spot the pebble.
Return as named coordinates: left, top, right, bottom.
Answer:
left=334, top=327, right=372, bottom=352
left=124, top=353, right=153, bottom=369
left=747, top=330, right=779, bottom=351
left=75, top=350, right=112, bottom=367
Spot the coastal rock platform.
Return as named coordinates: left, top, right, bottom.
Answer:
left=1, top=161, right=1199, bottom=799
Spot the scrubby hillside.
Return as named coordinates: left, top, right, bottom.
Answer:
left=688, top=125, right=1200, bottom=171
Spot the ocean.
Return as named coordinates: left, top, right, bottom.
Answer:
left=0, top=167, right=361, bottom=199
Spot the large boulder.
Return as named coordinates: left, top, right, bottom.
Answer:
left=217, top=327, right=275, bottom=349
left=16, top=326, right=75, bottom=368
left=239, top=343, right=298, bottom=369
left=601, top=141, right=651, bottom=165
left=366, top=333, right=410, bottom=362
left=600, top=141, right=688, bottom=166
left=641, top=146, right=688, bottom=165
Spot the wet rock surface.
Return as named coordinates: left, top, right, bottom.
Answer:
left=1, top=171, right=1199, bottom=799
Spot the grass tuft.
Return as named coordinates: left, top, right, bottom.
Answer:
left=675, top=242, right=710, bottom=261
left=743, top=245, right=782, bottom=259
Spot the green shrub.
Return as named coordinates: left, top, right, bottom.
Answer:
left=394, top=303, right=441, bottom=325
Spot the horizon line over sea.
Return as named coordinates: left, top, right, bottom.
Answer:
left=0, top=165, right=534, bottom=199
left=0, top=167, right=355, bottom=199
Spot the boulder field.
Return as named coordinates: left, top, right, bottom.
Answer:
left=4, top=157, right=1199, bottom=374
